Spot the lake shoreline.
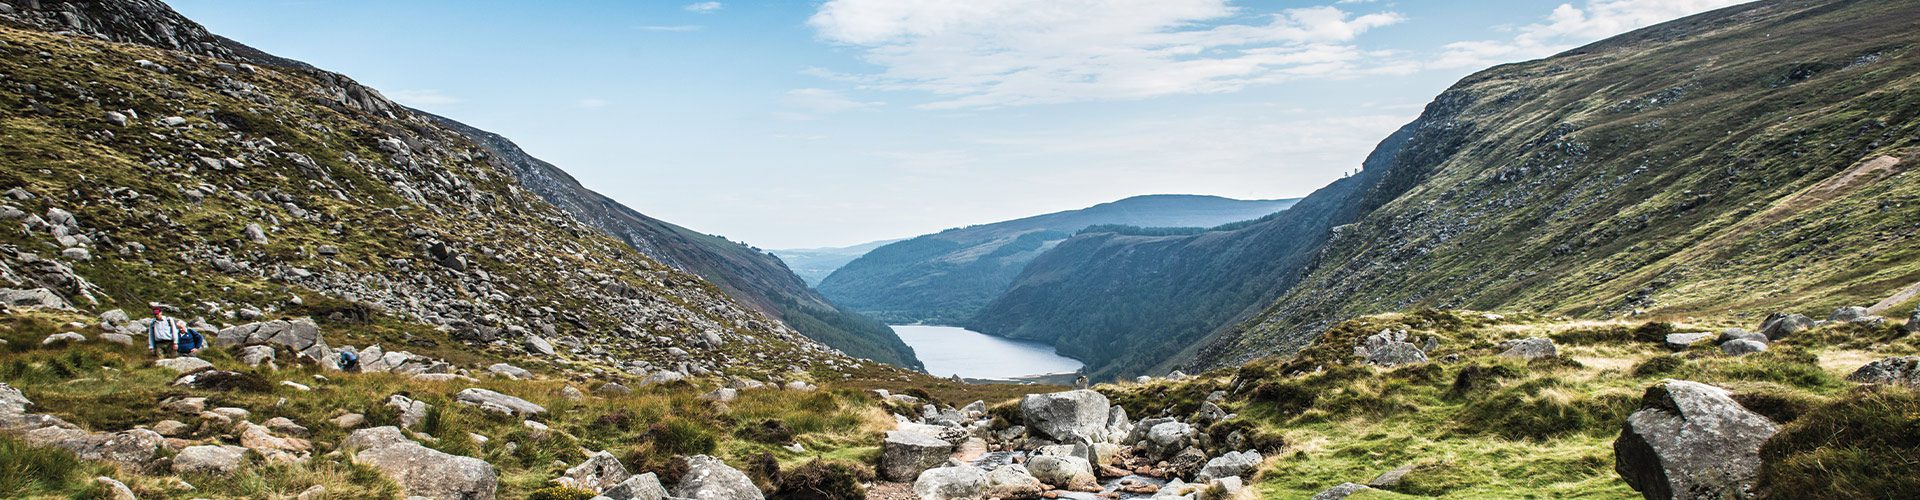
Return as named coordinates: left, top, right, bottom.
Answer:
left=890, top=324, right=1085, bottom=382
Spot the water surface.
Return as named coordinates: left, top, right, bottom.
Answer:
left=892, top=325, right=1083, bottom=380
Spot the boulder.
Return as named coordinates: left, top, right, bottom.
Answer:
left=343, top=426, right=497, bottom=500
left=880, top=430, right=952, bottom=481
left=1145, top=421, right=1196, bottom=460
left=455, top=388, right=545, bottom=416
left=1498, top=337, right=1557, bottom=360
left=1828, top=306, right=1882, bottom=325
left=0, top=288, right=72, bottom=310
left=1167, top=446, right=1210, bottom=478
left=486, top=363, right=531, bottom=380
left=1368, top=463, right=1418, bottom=488
left=594, top=382, right=632, bottom=396
left=1845, top=356, right=1920, bottom=386
left=41, top=332, right=86, bottom=345
left=671, top=455, right=763, bottom=500
left=1716, top=329, right=1767, bottom=344
left=1906, top=304, right=1920, bottom=333
left=1027, top=454, right=1098, bottom=491
left=1613, top=380, right=1778, bottom=500
left=239, top=345, right=277, bottom=367
left=99, top=333, right=134, bottom=346
left=1311, top=482, right=1374, bottom=500
left=1719, top=339, right=1767, bottom=356
left=1019, top=390, right=1111, bottom=442
left=1195, top=450, right=1263, bottom=482
left=913, top=465, right=987, bottom=500
left=561, top=451, right=631, bottom=492
left=525, top=334, right=555, bottom=356
left=600, top=472, right=668, bottom=500
left=238, top=421, right=311, bottom=463
left=698, top=388, right=737, bottom=402
left=155, top=357, right=214, bottom=375
left=1662, top=333, right=1713, bottom=351
left=20, top=427, right=164, bottom=466
left=173, top=444, right=247, bottom=474
left=331, top=413, right=367, bottom=429
left=1757, top=313, right=1813, bottom=340
left=96, top=476, right=136, bottom=500
left=983, top=464, right=1046, bottom=499
left=386, top=395, right=430, bottom=429
left=1358, top=329, right=1427, bottom=367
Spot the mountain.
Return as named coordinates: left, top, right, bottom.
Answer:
left=817, top=194, right=1299, bottom=324
left=771, top=239, right=901, bottom=286
left=0, top=0, right=876, bottom=380
left=973, top=0, right=1920, bottom=379
left=422, top=116, right=922, bottom=370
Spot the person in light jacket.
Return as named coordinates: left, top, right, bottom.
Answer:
left=147, top=308, right=184, bottom=358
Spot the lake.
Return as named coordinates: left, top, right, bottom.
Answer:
left=891, top=325, right=1084, bottom=380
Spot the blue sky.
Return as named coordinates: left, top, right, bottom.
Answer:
left=168, top=0, right=1751, bottom=249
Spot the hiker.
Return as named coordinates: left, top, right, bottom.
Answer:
left=338, top=350, right=361, bottom=372
left=174, top=322, right=206, bottom=357
left=147, top=308, right=183, bottom=358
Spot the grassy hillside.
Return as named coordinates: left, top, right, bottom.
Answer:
left=819, top=194, right=1298, bottom=324
left=1199, top=0, right=1920, bottom=371
left=1100, top=308, right=1919, bottom=498
left=969, top=0, right=1920, bottom=380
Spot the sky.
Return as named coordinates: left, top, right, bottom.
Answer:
left=167, top=0, right=1752, bottom=249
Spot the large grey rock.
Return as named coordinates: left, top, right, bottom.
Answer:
left=1846, top=356, right=1920, bottom=386
left=670, top=455, right=762, bottom=500
left=154, top=357, right=214, bottom=375
left=1719, top=339, right=1767, bottom=356
left=1027, top=454, right=1098, bottom=491
left=1498, top=337, right=1557, bottom=360
left=1358, top=329, right=1427, bottom=366
left=1716, top=329, right=1766, bottom=344
left=41, top=332, right=86, bottom=345
left=1613, top=380, right=1778, bottom=500
left=1019, top=390, right=1111, bottom=442
left=1311, top=482, right=1374, bottom=500
left=486, top=363, right=531, bottom=380
left=1196, top=450, right=1263, bottom=482
left=173, top=444, right=247, bottom=474
left=1757, top=313, right=1814, bottom=340
left=600, top=472, right=668, bottom=500
left=455, top=388, right=545, bottom=416
left=525, top=334, right=555, bottom=356
left=983, top=463, right=1045, bottom=499
left=1663, top=333, right=1713, bottom=351
left=344, top=426, right=497, bottom=500
left=239, top=345, right=277, bottom=367
left=0, top=288, right=72, bottom=310
left=1145, top=421, right=1197, bottom=460
left=387, top=394, right=430, bottom=429
left=1828, top=306, right=1882, bottom=325
left=881, top=430, right=953, bottom=481
left=913, top=465, right=987, bottom=500
left=1905, top=304, right=1920, bottom=333
left=562, top=451, right=631, bottom=492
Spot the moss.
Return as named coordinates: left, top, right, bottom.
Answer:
left=1455, top=377, right=1635, bottom=440
left=527, top=485, right=596, bottom=500
left=1758, top=385, right=1920, bottom=498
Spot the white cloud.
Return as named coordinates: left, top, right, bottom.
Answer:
left=1433, top=0, right=1750, bottom=69
left=783, top=88, right=883, bottom=113
left=638, top=25, right=703, bottom=32
left=806, top=0, right=1405, bottom=109
left=684, top=2, right=722, bottom=14
left=385, top=89, right=462, bottom=106
left=576, top=98, right=611, bottom=109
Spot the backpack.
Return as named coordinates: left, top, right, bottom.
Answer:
left=178, top=329, right=204, bottom=350
left=339, top=351, right=360, bottom=368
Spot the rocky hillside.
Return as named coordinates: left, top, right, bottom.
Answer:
left=0, top=0, right=871, bottom=382
left=819, top=194, right=1297, bottom=324
left=424, top=114, right=923, bottom=371
left=973, top=0, right=1920, bottom=380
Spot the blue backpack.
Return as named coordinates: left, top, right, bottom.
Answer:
left=339, top=350, right=360, bottom=369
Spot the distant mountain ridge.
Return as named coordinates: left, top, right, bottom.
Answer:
left=772, top=239, right=901, bottom=286
left=818, top=194, right=1300, bottom=324
left=971, top=0, right=1920, bottom=379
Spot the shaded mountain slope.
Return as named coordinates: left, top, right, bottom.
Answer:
left=424, top=116, right=922, bottom=370
left=819, top=194, right=1298, bottom=324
